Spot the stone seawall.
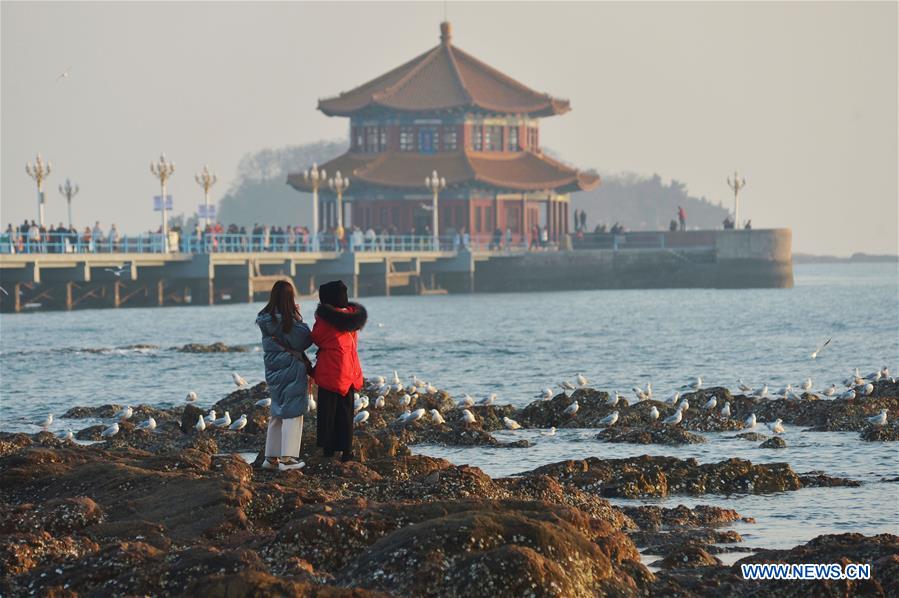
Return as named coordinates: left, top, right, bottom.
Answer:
left=470, top=229, right=793, bottom=292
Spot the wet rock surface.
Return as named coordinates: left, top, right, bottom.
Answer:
left=519, top=455, right=858, bottom=498
left=598, top=425, right=706, bottom=445
left=759, top=436, right=787, bottom=449
left=175, top=342, right=250, bottom=353
left=861, top=421, right=899, bottom=441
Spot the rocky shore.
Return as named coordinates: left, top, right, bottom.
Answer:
left=1, top=379, right=896, bottom=596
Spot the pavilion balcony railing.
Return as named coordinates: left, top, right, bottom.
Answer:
left=0, top=231, right=534, bottom=256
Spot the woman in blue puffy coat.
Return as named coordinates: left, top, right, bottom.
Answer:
left=255, top=280, right=313, bottom=471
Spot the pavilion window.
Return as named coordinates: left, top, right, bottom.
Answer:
left=443, top=126, right=458, bottom=151
left=379, top=126, right=388, bottom=151
left=418, top=127, right=439, bottom=154
left=475, top=207, right=482, bottom=232
left=400, top=126, right=416, bottom=152
left=472, top=126, right=483, bottom=151
left=364, top=126, right=379, bottom=153
left=353, top=127, right=364, bottom=151
left=527, top=127, right=538, bottom=149
left=508, top=126, right=520, bottom=151
left=485, top=126, right=503, bottom=151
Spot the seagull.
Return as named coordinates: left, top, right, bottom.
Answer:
left=186, top=391, right=199, bottom=403
left=810, top=337, right=832, bottom=359
left=753, top=384, right=769, bottom=399
left=374, top=396, right=386, bottom=409
left=400, top=394, right=412, bottom=408
left=426, top=383, right=439, bottom=395
left=684, top=376, right=702, bottom=391
left=232, top=372, right=248, bottom=388
left=227, top=414, right=247, bottom=430
left=539, top=388, right=553, bottom=400
left=396, top=410, right=411, bottom=423
left=576, top=373, right=589, bottom=387
left=354, top=394, right=369, bottom=412
left=677, top=399, right=689, bottom=413
left=36, top=413, right=53, bottom=430
left=430, top=409, right=445, bottom=424
left=354, top=410, right=369, bottom=425
left=136, top=417, right=157, bottom=431
left=461, top=394, right=475, bottom=407
left=649, top=406, right=659, bottom=421
left=738, top=379, right=752, bottom=393
left=606, top=392, right=619, bottom=406
left=57, top=430, right=74, bottom=441
left=881, top=366, right=891, bottom=378
left=775, top=384, right=793, bottom=398
left=560, top=380, right=576, bottom=391
left=195, top=415, right=206, bottom=432
left=632, top=386, right=648, bottom=401
left=377, top=384, right=390, bottom=396
left=644, top=383, right=653, bottom=399
left=801, top=378, right=813, bottom=391
left=308, top=394, right=317, bottom=412
left=372, top=375, right=386, bottom=387
left=406, top=408, right=426, bottom=424
left=861, top=383, right=874, bottom=396
left=864, top=370, right=882, bottom=383
left=662, top=409, right=683, bottom=426
left=56, top=66, right=73, bottom=82
left=100, top=422, right=119, bottom=438
left=114, top=406, right=133, bottom=421
left=867, top=409, right=888, bottom=427
left=599, top=411, right=619, bottom=426
left=743, top=413, right=757, bottom=429
left=702, top=396, right=717, bottom=410
left=503, top=416, right=521, bottom=430
left=838, top=389, right=856, bottom=400
left=480, top=394, right=496, bottom=406
left=393, top=370, right=401, bottom=385
left=393, top=383, right=404, bottom=392
left=103, top=265, right=129, bottom=277
left=665, top=392, right=680, bottom=405
left=720, top=402, right=731, bottom=418
left=255, top=397, right=272, bottom=407
left=768, top=419, right=785, bottom=434
left=461, top=409, right=476, bottom=425
left=213, top=411, right=232, bottom=428
left=541, top=426, right=556, bottom=436
left=204, top=410, right=217, bottom=425
left=564, top=401, right=579, bottom=416
left=822, top=384, right=837, bottom=397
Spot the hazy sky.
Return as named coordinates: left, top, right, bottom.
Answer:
left=2, top=1, right=896, bottom=255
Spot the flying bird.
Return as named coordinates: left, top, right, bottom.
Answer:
left=103, top=264, right=130, bottom=277
left=56, top=66, right=73, bottom=82
left=810, top=337, right=832, bottom=359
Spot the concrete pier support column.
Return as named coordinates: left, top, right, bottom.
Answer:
left=189, top=279, right=214, bottom=305
left=157, top=280, right=165, bottom=306
left=65, top=282, right=73, bottom=310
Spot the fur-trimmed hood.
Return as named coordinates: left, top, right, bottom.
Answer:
left=315, top=302, right=367, bottom=332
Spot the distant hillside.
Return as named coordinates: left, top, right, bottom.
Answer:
left=571, top=172, right=730, bottom=231
left=218, top=142, right=729, bottom=231
left=217, top=140, right=346, bottom=227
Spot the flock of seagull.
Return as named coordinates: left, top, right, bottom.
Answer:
left=34, top=364, right=893, bottom=441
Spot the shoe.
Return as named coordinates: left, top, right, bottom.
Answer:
left=278, top=459, right=305, bottom=471
left=261, top=459, right=278, bottom=470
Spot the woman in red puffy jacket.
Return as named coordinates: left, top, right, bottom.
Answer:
left=311, top=280, right=367, bottom=461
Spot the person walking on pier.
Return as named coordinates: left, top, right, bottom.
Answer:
left=677, top=206, right=687, bottom=232
left=257, top=280, right=314, bottom=471
left=312, top=280, right=367, bottom=463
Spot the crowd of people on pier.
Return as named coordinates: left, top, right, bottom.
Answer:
left=3, top=220, right=122, bottom=254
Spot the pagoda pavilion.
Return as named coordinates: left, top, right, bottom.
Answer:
left=287, top=21, right=599, bottom=244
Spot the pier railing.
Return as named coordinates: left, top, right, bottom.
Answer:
left=1, top=231, right=533, bottom=255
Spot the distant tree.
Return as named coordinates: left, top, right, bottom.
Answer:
left=217, top=140, right=347, bottom=227
left=571, top=171, right=728, bottom=231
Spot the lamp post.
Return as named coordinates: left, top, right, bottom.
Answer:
left=58, top=178, right=79, bottom=229
left=150, top=153, right=175, bottom=252
left=727, top=171, right=746, bottom=228
left=425, top=170, right=446, bottom=249
left=303, top=162, right=327, bottom=240
left=194, top=165, right=218, bottom=228
left=25, top=154, right=52, bottom=227
left=328, top=171, right=350, bottom=245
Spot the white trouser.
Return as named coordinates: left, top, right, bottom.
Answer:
left=265, top=416, right=303, bottom=458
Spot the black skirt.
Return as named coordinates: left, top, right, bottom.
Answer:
left=316, top=386, right=354, bottom=453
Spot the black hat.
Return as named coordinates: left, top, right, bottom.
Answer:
left=319, top=280, right=348, bottom=308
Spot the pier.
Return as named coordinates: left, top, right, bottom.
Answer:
left=0, top=229, right=793, bottom=312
